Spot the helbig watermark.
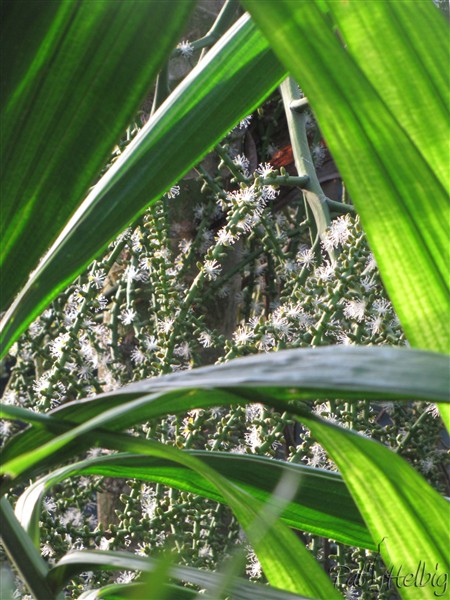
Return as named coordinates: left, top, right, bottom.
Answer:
left=386, top=561, right=448, bottom=596
left=330, top=539, right=448, bottom=597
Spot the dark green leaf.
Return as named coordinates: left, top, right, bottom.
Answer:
left=38, top=441, right=339, bottom=597
left=16, top=451, right=373, bottom=551
left=1, top=0, right=195, bottom=311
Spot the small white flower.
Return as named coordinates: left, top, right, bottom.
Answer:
left=5, top=343, right=18, bottom=358
left=116, top=227, right=132, bottom=244
left=199, top=230, right=214, bottom=252
left=199, top=331, right=213, bottom=348
left=41, top=543, right=54, bottom=558
left=233, top=154, right=250, bottom=175
left=125, top=264, right=141, bottom=283
left=98, top=537, right=111, bottom=551
left=239, top=115, right=252, bottom=130
left=49, top=332, right=70, bottom=359
left=80, top=336, right=98, bottom=367
left=178, top=238, right=193, bottom=254
left=199, top=544, right=213, bottom=558
left=86, top=448, right=104, bottom=459
left=193, top=203, right=206, bottom=221
left=90, top=269, right=107, bottom=290
left=210, top=406, right=223, bottom=419
left=143, top=335, right=159, bottom=352
left=28, top=320, right=44, bottom=338
left=177, top=41, right=193, bottom=58
left=368, top=315, right=384, bottom=336
left=261, top=184, right=279, bottom=201
left=33, top=372, right=52, bottom=397
left=0, top=420, right=13, bottom=438
left=296, top=246, right=315, bottom=268
left=308, top=442, right=327, bottom=468
left=420, top=457, right=434, bottom=474
left=139, top=256, right=153, bottom=273
left=96, top=294, right=109, bottom=312
left=131, top=346, right=146, bottom=364
left=135, top=542, right=148, bottom=557
left=43, top=497, right=57, bottom=513
left=174, top=342, right=190, bottom=359
left=233, top=325, right=255, bottom=345
left=2, top=390, right=19, bottom=405
left=373, top=298, right=392, bottom=315
left=343, top=299, right=367, bottom=322
left=270, top=314, right=292, bottom=339
left=364, top=252, right=378, bottom=273
left=157, top=317, right=174, bottom=335
left=255, top=162, right=274, bottom=178
left=344, top=586, right=360, bottom=600
left=216, top=227, right=236, bottom=247
left=312, top=143, right=326, bottom=167
left=323, top=215, right=353, bottom=249
left=334, top=330, right=354, bottom=345
left=282, top=259, right=299, bottom=276
left=71, top=538, right=85, bottom=550
left=246, top=548, right=262, bottom=579
left=245, top=403, right=264, bottom=422
left=154, top=247, right=171, bottom=261
left=115, top=571, right=137, bottom=584
left=257, top=333, right=275, bottom=352
left=154, top=531, right=166, bottom=547
left=120, top=307, right=137, bottom=326
left=426, top=403, right=440, bottom=419
left=244, top=425, right=262, bottom=452
left=315, top=262, right=335, bottom=282
left=131, top=230, right=144, bottom=252
left=78, top=363, right=93, bottom=381
left=203, top=259, right=222, bottom=280
left=166, top=185, right=181, bottom=199
left=141, top=486, right=157, bottom=520
left=217, top=285, right=230, bottom=298
left=60, top=507, right=83, bottom=527
left=230, top=444, right=247, bottom=454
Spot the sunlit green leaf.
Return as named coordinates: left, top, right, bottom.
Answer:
left=50, top=550, right=310, bottom=599
left=296, top=412, right=450, bottom=600
left=0, top=498, right=58, bottom=600
left=0, top=0, right=195, bottom=312
left=2, top=346, right=447, bottom=474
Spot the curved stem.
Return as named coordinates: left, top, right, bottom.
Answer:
left=280, top=77, right=334, bottom=261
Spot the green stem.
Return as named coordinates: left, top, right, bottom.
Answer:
left=280, top=77, right=333, bottom=259
left=289, top=97, right=309, bottom=112
left=205, top=0, right=239, bottom=40
left=173, top=0, right=239, bottom=58
left=396, top=409, right=430, bottom=454
left=151, top=64, right=169, bottom=116
left=326, top=197, right=355, bottom=215
left=215, top=143, right=250, bottom=184
left=261, top=174, right=309, bottom=187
